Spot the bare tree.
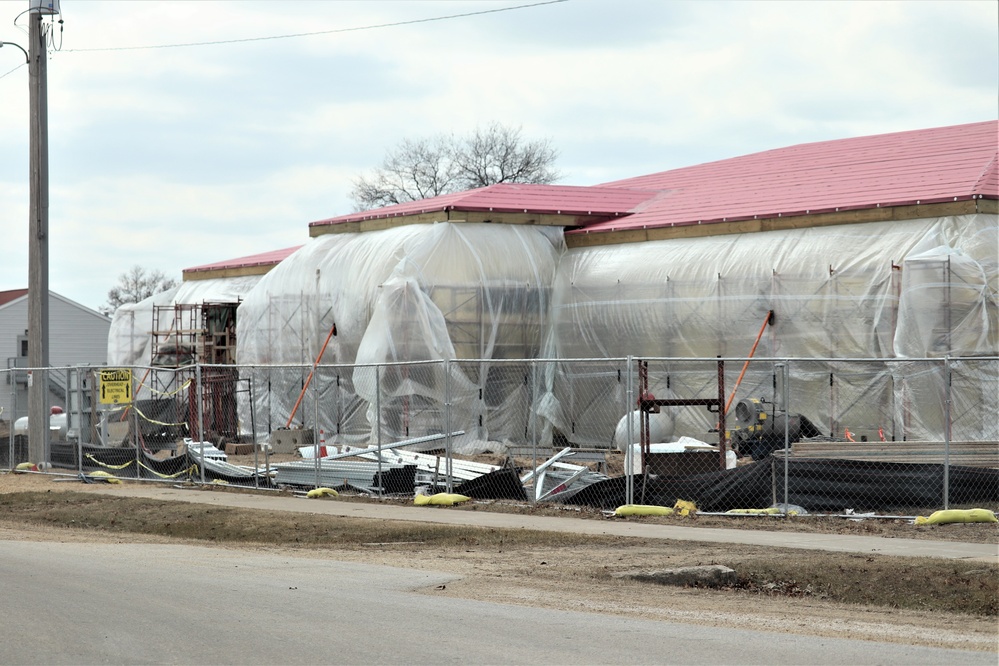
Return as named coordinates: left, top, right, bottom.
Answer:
left=351, top=136, right=458, bottom=210
left=100, top=265, right=178, bottom=316
left=454, top=123, right=560, bottom=189
left=350, top=123, right=561, bottom=211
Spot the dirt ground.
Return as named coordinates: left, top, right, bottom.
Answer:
left=1, top=470, right=997, bottom=653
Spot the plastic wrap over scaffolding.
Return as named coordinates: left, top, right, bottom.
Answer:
left=106, top=275, right=264, bottom=367
left=542, top=214, right=998, bottom=448
left=106, top=276, right=265, bottom=446
left=235, top=223, right=564, bottom=451
left=107, top=285, right=180, bottom=368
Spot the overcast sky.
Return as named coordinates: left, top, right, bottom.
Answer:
left=1, top=0, right=996, bottom=312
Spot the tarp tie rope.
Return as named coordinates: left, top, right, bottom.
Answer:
left=84, top=454, right=135, bottom=470
left=84, top=454, right=196, bottom=479
left=132, top=403, right=189, bottom=428
left=136, top=461, right=198, bottom=479
left=134, top=378, right=193, bottom=398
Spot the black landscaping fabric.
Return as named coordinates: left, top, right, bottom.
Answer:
left=560, top=459, right=999, bottom=512
left=456, top=467, right=530, bottom=501
left=50, top=442, right=999, bottom=512
left=135, top=398, right=188, bottom=445
left=377, top=465, right=418, bottom=495
left=52, top=442, right=191, bottom=476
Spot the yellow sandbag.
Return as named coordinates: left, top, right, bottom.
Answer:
left=674, top=499, right=698, bottom=516
left=915, top=508, right=998, bottom=525
left=14, top=462, right=34, bottom=472
left=614, top=504, right=674, bottom=516
left=306, top=487, right=338, bottom=498
left=414, top=492, right=470, bottom=506
left=88, top=471, right=122, bottom=484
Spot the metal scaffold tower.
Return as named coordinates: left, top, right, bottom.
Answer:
left=150, top=301, right=240, bottom=443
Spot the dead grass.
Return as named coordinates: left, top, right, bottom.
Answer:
left=0, top=485, right=996, bottom=619
left=730, top=555, right=998, bottom=616
left=0, top=490, right=610, bottom=548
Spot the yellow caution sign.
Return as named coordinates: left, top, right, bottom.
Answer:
left=99, top=368, right=133, bottom=404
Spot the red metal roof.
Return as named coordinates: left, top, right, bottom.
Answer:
left=309, top=121, right=997, bottom=236
left=183, top=246, right=303, bottom=274
left=0, top=289, right=28, bottom=308
left=579, top=120, right=998, bottom=234
left=309, top=183, right=661, bottom=228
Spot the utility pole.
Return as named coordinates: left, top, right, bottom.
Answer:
left=26, top=1, right=55, bottom=464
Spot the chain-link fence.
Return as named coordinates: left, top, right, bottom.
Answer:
left=2, top=357, right=996, bottom=514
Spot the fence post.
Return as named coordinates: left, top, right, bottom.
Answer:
left=74, top=369, right=82, bottom=475
left=625, top=355, right=634, bottom=506
left=781, top=361, right=790, bottom=510
left=313, top=367, right=320, bottom=490
left=133, top=382, right=140, bottom=481
left=8, top=368, right=15, bottom=467
left=374, top=363, right=383, bottom=494
left=248, top=376, right=259, bottom=490
left=444, top=359, right=453, bottom=494
left=530, top=359, right=538, bottom=469
left=100, top=400, right=107, bottom=448
left=196, top=363, right=205, bottom=485
left=943, top=357, right=952, bottom=509
left=336, top=372, right=343, bottom=436
left=373, top=369, right=382, bottom=499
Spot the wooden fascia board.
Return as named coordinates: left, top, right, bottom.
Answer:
left=182, top=264, right=275, bottom=281
left=565, top=200, right=981, bottom=249
left=457, top=211, right=607, bottom=226
left=310, top=214, right=441, bottom=237
left=978, top=198, right=998, bottom=214
left=309, top=210, right=608, bottom=236
left=308, top=199, right=995, bottom=241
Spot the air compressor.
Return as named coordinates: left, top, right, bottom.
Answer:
left=727, top=397, right=822, bottom=461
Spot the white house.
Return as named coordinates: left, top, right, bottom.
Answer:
left=0, top=289, right=111, bottom=426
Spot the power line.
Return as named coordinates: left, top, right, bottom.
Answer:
left=62, top=0, right=568, bottom=53
left=0, top=62, right=25, bottom=81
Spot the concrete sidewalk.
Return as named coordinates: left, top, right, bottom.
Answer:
left=83, top=482, right=999, bottom=563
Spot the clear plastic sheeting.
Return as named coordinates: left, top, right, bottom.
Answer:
left=894, top=245, right=995, bottom=357
left=550, top=215, right=996, bottom=360
left=352, top=277, right=480, bottom=452
left=889, top=358, right=999, bottom=443
left=235, top=223, right=564, bottom=450
left=174, top=275, right=263, bottom=307
left=106, top=285, right=180, bottom=366
left=950, top=358, right=999, bottom=442
left=542, top=214, right=997, bottom=447
left=106, top=275, right=263, bottom=367
left=110, top=213, right=995, bottom=450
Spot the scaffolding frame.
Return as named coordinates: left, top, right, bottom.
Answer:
left=149, top=301, right=240, bottom=443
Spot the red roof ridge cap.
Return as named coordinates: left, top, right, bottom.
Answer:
left=972, top=152, right=998, bottom=198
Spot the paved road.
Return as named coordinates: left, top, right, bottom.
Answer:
left=84, top=483, right=999, bottom=563
left=0, top=539, right=993, bottom=665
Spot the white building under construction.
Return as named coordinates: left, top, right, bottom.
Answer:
left=108, top=121, right=998, bottom=453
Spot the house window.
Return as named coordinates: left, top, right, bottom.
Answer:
left=19, top=338, right=28, bottom=357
